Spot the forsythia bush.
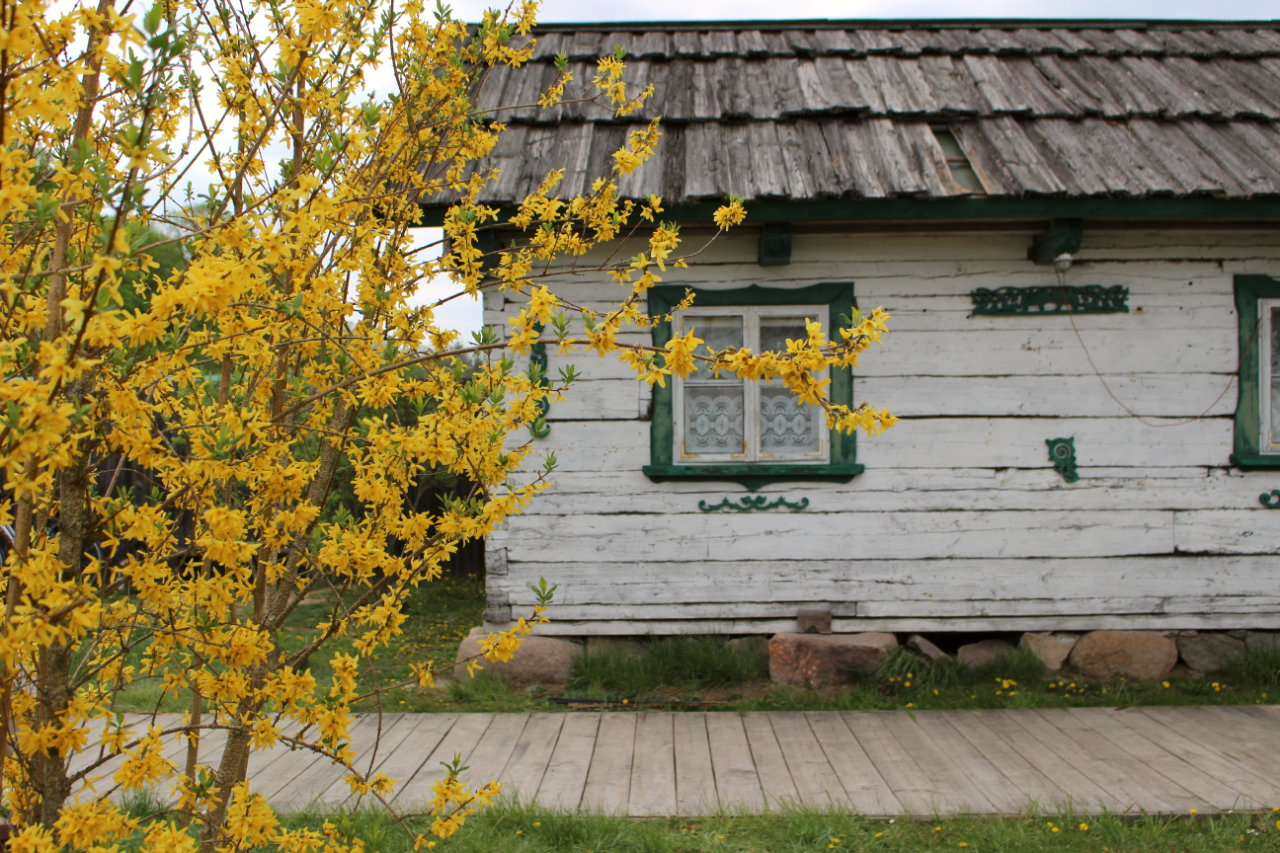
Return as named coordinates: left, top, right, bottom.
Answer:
left=0, top=0, right=896, bottom=849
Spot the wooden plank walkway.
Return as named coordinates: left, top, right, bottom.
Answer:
left=80, top=707, right=1280, bottom=817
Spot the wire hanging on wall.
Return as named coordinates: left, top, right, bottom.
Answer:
left=1054, top=255, right=1258, bottom=429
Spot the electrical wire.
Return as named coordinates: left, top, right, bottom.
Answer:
left=1056, top=264, right=1258, bottom=429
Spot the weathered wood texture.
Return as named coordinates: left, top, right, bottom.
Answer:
left=487, top=230, right=1280, bottom=634
left=426, top=22, right=1280, bottom=205
left=98, top=709, right=1280, bottom=817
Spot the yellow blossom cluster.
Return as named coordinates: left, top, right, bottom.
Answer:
left=0, top=0, right=898, bottom=848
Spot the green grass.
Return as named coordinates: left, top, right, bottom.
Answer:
left=569, top=636, right=770, bottom=694
left=112, top=574, right=486, bottom=714
left=272, top=802, right=1280, bottom=853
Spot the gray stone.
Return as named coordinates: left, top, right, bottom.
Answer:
left=1246, top=631, right=1280, bottom=654
left=1227, top=629, right=1250, bottom=640
left=1020, top=632, right=1079, bottom=671
left=957, top=639, right=1015, bottom=670
left=1069, top=631, right=1178, bottom=681
left=797, top=609, right=833, bottom=634
left=906, top=634, right=952, bottom=662
left=769, top=632, right=897, bottom=689
left=1177, top=631, right=1246, bottom=674
left=454, top=626, right=582, bottom=687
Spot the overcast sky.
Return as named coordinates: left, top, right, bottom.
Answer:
left=419, top=0, right=1278, bottom=337
left=463, top=0, right=1278, bottom=24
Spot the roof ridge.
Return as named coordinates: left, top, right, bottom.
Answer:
left=529, top=19, right=1280, bottom=33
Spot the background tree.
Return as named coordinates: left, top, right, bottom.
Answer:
left=0, top=0, right=896, bottom=851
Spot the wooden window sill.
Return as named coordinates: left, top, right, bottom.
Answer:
left=642, top=464, right=864, bottom=491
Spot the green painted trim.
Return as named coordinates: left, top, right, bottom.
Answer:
left=1260, top=489, right=1280, bottom=507
left=1230, top=454, right=1280, bottom=470
left=646, top=282, right=859, bottom=490
left=759, top=224, right=792, bottom=267
left=698, top=495, right=810, bottom=512
left=1046, top=437, right=1079, bottom=483
left=418, top=197, right=1280, bottom=227
left=643, top=464, right=864, bottom=491
left=971, top=284, right=1128, bottom=315
left=1233, top=275, right=1280, bottom=466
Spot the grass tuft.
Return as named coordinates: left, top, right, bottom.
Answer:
left=569, top=635, right=769, bottom=693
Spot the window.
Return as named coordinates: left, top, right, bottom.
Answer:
left=644, top=282, right=864, bottom=489
left=1231, top=275, right=1280, bottom=468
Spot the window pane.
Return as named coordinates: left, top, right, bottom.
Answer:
left=683, top=315, right=742, bottom=381
left=1271, top=307, right=1280, bottom=444
left=759, top=386, right=821, bottom=455
left=683, top=386, right=745, bottom=455
left=759, top=316, right=812, bottom=353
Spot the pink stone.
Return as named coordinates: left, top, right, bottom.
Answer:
left=769, top=632, right=897, bottom=689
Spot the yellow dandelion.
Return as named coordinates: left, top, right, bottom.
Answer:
left=1079, top=824, right=1089, bottom=831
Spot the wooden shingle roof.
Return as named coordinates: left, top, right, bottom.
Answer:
left=438, top=20, right=1280, bottom=206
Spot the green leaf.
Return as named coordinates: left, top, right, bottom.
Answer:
left=144, top=4, right=163, bottom=34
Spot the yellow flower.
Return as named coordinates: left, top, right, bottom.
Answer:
left=1162, top=681, right=1171, bottom=688
left=1079, top=823, right=1089, bottom=831
left=533, top=822, right=541, bottom=827
left=1190, top=809, right=1197, bottom=814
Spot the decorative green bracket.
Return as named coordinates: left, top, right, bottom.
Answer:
left=1046, top=437, right=1079, bottom=483
left=1029, top=218, right=1083, bottom=265
left=528, top=323, right=550, bottom=438
left=758, top=223, right=792, bottom=266
left=971, top=285, right=1128, bottom=315
left=1260, top=490, right=1280, bottom=508
left=698, top=496, right=810, bottom=512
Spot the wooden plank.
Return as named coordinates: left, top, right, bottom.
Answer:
left=704, top=713, right=766, bottom=812
left=1117, top=707, right=1280, bottom=807
left=741, top=712, right=800, bottom=809
left=804, top=712, right=901, bottom=815
left=629, top=713, right=678, bottom=816
left=536, top=713, right=599, bottom=810
left=932, top=710, right=1068, bottom=813
left=501, top=713, right=566, bottom=803
left=267, top=714, right=418, bottom=810
left=354, top=715, right=456, bottom=807
left=511, top=417, right=1231, bottom=475
left=1136, top=707, right=1280, bottom=793
left=393, top=713, right=495, bottom=808
left=841, top=711, right=941, bottom=816
left=991, top=709, right=1153, bottom=813
left=1064, top=708, right=1256, bottom=811
left=1182, top=705, right=1280, bottom=770
left=767, top=712, right=851, bottom=809
left=875, top=711, right=999, bottom=814
left=971, top=709, right=1121, bottom=813
left=672, top=714, right=719, bottom=815
left=899, top=710, right=1026, bottom=814
left=498, top=508, right=1181, bottom=563
left=581, top=712, right=636, bottom=814
left=1036, top=709, right=1205, bottom=813
left=461, top=713, right=530, bottom=796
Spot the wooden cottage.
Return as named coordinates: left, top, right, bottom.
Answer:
left=421, top=19, right=1280, bottom=637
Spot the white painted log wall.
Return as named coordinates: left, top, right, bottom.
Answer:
left=483, top=229, right=1280, bottom=634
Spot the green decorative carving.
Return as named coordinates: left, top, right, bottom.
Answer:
left=1260, top=490, right=1280, bottom=508
left=698, top=495, right=810, bottom=512
left=1046, top=437, right=1079, bottom=483
left=971, top=285, right=1128, bottom=316
left=528, top=323, right=550, bottom=438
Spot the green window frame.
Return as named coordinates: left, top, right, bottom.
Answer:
left=643, top=282, right=864, bottom=490
left=1232, top=274, right=1280, bottom=469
